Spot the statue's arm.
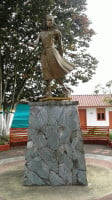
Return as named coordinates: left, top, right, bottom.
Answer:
left=28, top=35, right=40, bottom=48
left=56, top=31, right=63, bottom=56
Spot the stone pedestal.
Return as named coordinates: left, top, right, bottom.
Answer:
left=24, top=101, right=87, bottom=186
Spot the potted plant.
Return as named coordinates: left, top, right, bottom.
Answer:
left=0, top=135, right=10, bottom=151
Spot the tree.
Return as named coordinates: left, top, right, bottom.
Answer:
left=94, top=80, right=112, bottom=105
left=0, top=65, right=3, bottom=134
left=0, top=0, right=98, bottom=135
left=21, top=0, right=98, bottom=97
left=94, top=81, right=112, bottom=95
left=52, top=0, right=97, bottom=85
left=0, top=0, right=54, bottom=134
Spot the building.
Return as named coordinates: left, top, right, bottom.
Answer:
left=72, top=94, right=112, bottom=128
left=12, top=95, right=112, bottom=129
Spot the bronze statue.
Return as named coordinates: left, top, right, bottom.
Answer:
left=30, top=15, right=75, bottom=97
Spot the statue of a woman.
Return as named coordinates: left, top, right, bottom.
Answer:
left=30, top=15, right=75, bottom=97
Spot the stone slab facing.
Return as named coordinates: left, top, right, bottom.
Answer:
left=24, top=100, right=87, bottom=186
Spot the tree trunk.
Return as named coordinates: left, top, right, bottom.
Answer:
left=0, top=111, right=15, bottom=135
left=0, top=64, right=2, bottom=135
left=0, top=112, right=3, bottom=135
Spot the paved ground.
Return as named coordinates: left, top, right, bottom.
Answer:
left=0, top=144, right=112, bottom=200
left=85, top=144, right=112, bottom=200
left=84, top=144, right=112, bottom=157
left=0, top=144, right=112, bottom=160
left=0, top=146, right=26, bottom=160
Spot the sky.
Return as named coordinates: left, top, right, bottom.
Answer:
left=72, top=0, right=112, bottom=94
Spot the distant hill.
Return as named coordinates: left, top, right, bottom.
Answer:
left=12, top=104, right=30, bottom=128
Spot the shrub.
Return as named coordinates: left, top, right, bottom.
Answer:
left=110, top=133, right=112, bottom=140
left=0, top=135, right=9, bottom=145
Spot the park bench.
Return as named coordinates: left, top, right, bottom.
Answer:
left=10, top=128, right=28, bottom=147
left=81, top=126, right=110, bottom=145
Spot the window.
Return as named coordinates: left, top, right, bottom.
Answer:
left=97, top=108, right=105, bottom=121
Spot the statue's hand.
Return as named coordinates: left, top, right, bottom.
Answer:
left=27, top=42, right=35, bottom=47
left=60, top=52, right=63, bottom=57
left=59, top=49, right=63, bottom=57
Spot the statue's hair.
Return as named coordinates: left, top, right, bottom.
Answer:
left=42, top=14, right=57, bottom=31
left=46, top=14, right=55, bottom=21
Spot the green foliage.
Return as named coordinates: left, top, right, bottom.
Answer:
left=94, top=80, right=112, bottom=105
left=51, top=0, right=97, bottom=87
left=0, top=135, right=9, bottom=145
left=94, top=80, right=112, bottom=95
left=110, top=133, right=112, bottom=140
left=1, top=0, right=53, bottom=109
left=104, top=97, right=112, bottom=105
left=0, top=0, right=98, bottom=109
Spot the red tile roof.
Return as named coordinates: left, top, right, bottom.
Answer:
left=71, top=94, right=112, bottom=108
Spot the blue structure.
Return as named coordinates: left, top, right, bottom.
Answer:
left=12, top=104, right=30, bottom=128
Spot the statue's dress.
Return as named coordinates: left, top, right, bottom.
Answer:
left=40, top=29, right=75, bottom=80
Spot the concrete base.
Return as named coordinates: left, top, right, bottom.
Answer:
left=24, top=101, right=87, bottom=186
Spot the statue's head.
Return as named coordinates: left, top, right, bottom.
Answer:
left=46, top=15, right=55, bottom=28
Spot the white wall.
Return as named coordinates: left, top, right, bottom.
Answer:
left=86, top=107, right=112, bottom=126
